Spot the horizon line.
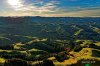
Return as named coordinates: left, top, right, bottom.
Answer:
left=0, top=16, right=100, bottom=18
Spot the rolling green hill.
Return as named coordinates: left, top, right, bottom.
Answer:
left=0, top=17, right=100, bottom=66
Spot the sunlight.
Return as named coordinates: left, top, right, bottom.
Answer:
left=8, top=0, right=21, bottom=6
left=8, top=0, right=23, bottom=10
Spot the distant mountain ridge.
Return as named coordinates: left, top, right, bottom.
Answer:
left=0, top=17, right=100, bottom=41
left=0, top=17, right=100, bottom=23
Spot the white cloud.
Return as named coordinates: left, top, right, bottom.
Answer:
left=1, top=0, right=100, bottom=17
left=14, top=0, right=59, bottom=14
left=46, top=9, right=100, bottom=17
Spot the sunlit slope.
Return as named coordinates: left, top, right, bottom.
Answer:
left=47, top=41, right=100, bottom=66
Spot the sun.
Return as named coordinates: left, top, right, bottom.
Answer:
left=8, top=0, right=23, bottom=10
left=8, top=0, right=21, bottom=6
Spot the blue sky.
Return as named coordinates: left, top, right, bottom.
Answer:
left=0, top=0, right=100, bottom=17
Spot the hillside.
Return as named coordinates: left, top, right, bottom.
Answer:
left=0, top=17, right=100, bottom=66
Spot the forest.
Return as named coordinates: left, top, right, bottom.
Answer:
left=0, top=17, right=100, bottom=66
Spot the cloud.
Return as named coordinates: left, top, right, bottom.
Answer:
left=1, top=8, right=100, bottom=17
left=0, top=0, right=60, bottom=16
left=14, top=0, right=59, bottom=13
left=1, top=0, right=100, bottom=17
left=45, top=9, right=100, bottom=17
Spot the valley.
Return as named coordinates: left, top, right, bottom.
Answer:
left=0, top=17, right=100, bottom=66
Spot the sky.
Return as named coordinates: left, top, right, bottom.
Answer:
left=0, top=0, right=100, bottom=17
